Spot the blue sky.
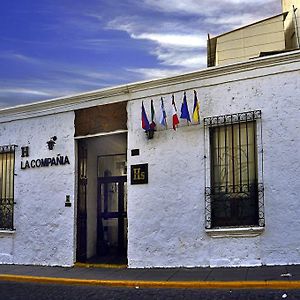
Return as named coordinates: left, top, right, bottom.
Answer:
left=0, top=0, right=281, bottom=107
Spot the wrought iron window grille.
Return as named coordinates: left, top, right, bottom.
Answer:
left=203, top=110, right=261, bottom=128
left=0, top=145, right=17, bottom=153
left=203, top=111, right=264, bottom=229
left=205, top=183, right=264, bottom=229
left=0, top=145, right=17, bottom=231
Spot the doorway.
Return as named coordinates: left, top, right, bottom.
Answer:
left=76, top=133, right=127, bottom=264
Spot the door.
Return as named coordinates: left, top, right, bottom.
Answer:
left=97, top=175, right=127, bottom=258
left=76, top=141, right=88, bottom=262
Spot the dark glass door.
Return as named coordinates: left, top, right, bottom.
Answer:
left=97, top=175, right=127, bottom=259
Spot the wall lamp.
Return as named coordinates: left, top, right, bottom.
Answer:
left=47, top=136, right=57, bottom=150
left=145, top=128, right=155, bottom=139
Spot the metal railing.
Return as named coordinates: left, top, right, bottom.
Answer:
left=203, top=110, right=261, bottom=127
left=0, top=198, right=14, bottom=230
left=205, top=183, right=265, bottom=229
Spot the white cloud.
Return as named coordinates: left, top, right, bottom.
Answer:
left=131, top=33, right=206, bottom=48
left=106, top=0, right=281, bottom=73
left=223, top=0, right=274, bottom=3
left=127, top=50, right=207, bottom=81
left=108, top=16, right=207, bottom=70
left=0, top=88, right=51, bottom=96
left=0, top=52, right=41, bottom=64
left=142, top=0, right=276, bottom=16
left=127, top=67, right=183, bottom=80
left=204, top=13, right=259, bottom=27
left=10, top=54, right=32, bottom=62
left=151, top=47, right=206, bottom=68
left=142, top=0, right=215, bottom=15
left=107, top=16, right=142, bottom=33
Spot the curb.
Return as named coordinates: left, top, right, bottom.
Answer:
left=0, top=274, right=300, bottom=289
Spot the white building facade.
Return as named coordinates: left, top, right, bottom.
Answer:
left=0, top=50, right=299, bottom=268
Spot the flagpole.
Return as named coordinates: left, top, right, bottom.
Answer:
left=163, top=98, right=167, bottom=129
left=160, top=97, right=167, bottom=129
left=197, top=91, right=200, bottom=125
left=193, top=90, right=200, bottom=125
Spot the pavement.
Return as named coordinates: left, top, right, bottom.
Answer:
left=0, top=263, right=300, bottom=289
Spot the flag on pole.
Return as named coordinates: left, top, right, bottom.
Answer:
left=150, top=99, right=156, bottom=130
left=180, top=92, right=191, bottom=122
left=160, top=97, right=167, bottom=128
left=192, top=90, right=200, bottom=123
left=172, top=94, right=180, bottom=130
left=141, top=101, right=150, bottom=131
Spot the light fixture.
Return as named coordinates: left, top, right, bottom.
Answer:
left=47, top=136, right=57, bottom=150
left=145, top=128, right=155, bottom=139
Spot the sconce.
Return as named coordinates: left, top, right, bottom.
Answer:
left=145, top=128, right=155, bottom=140
left=47, top=136, right=57, bottom=150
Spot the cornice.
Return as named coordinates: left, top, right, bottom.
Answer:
left=0, top=50, right=299, bottom=123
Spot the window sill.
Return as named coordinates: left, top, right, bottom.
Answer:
left=205, top=226, right=264, bottom=238
left=0, top=230, right=15, bottom=235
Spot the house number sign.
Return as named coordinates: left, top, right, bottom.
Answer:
left=131, top=163, right=148, bottom=184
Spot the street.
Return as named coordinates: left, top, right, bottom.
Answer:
left=0, top=281, right=299, bottom=300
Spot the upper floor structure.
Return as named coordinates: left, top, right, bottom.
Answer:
left=207, top=0, right=300, bottom=66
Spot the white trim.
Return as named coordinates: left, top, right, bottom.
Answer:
left=206, top=226, right=264, bottom=238
left=74, top=129, right=128, bottom=140
left=0, top=230, right=15, bottom=235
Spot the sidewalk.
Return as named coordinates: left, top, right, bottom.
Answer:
left=0, top=264, right=300, bottom=289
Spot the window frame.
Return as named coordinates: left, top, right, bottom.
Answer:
left=0, top=145, right=17, bottom=231
left=204, top=110, right=264, bottom=230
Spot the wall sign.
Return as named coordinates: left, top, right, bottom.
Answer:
left=131, top=149, right=140, bottom=156
left=21, top=146, right=29, bottom=157
left=21, top=156, right=70, bottom=170
left=20, top=146, right=70, bottom=170
left=131, top=164, right=148, bottom=184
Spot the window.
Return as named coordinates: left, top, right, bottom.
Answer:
left=0, top=145, right=16, bottom=230
left=204, top=111, right=264, bottom=229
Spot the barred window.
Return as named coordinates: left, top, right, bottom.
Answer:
left=204, top=111, right=264, bottom=229
left=0, top=145, right=16, bottom=230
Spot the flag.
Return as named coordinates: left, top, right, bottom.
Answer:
left=180, top=92, right=191, bottom=122
left=192, top=90, right=200, bottom=123
left=160, top=97, right=167, bottom=128
left=141, top=101, right=150, bottom=131
left=172, top=94, right=180, bottom=130
left=150, top=99, right=156, bottom=130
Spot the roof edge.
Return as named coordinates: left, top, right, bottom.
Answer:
left=0, top=49, right=300, bottom=120
left=211, top=12, right=288, bottom=40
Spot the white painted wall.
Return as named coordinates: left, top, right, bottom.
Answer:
left=127, top=61, right=300, bottom=268
left=0, top=112, right=75, bottom=266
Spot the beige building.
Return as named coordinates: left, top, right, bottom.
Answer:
left=208, top=0, right=300, bottom=66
